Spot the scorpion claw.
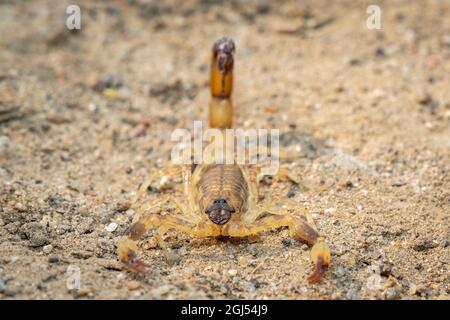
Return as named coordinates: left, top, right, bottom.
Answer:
left=307, top=240, right=331, bottom=284
left=121, top=249, right=150, bottom=274
left=307, top=256, right=328, bottom=284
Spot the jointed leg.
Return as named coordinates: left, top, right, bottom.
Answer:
left=132, top=165, right=187, bottom=205
left=117, top=202, right=220, bottom=273
left=258, top=166, right=313, bottom=194
left=229, top=209, right=330, bottom=284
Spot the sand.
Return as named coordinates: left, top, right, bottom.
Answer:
left=0, top=0, right=449, bottom=299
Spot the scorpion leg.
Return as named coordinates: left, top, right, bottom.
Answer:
left=258, top=166, right=313, bottom=192
left=229, top=210, right=330, bottom=284
left=117, top=195, right=170, bottom=273
left=117, top=201, right=219, bottom=274
left=132, top=165, right=185, bottom=205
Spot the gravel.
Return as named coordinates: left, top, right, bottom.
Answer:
left=105, top=222, right=118, bottom=232
left=24, top=222, right=49, bottom=247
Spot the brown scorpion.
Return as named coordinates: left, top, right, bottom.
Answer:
left=117, top=37, right=331, bottom=284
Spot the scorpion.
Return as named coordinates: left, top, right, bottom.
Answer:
left=117, top=37, right=331, bottom=284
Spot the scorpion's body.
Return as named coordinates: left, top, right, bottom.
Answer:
left=196, top=164, right=248, bottom=226
left=117, top=37, right=331, bottom=284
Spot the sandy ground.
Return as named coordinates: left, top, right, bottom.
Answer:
left=0, top=0, right=449, bottom=300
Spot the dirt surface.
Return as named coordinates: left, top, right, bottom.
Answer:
left=0, top=0, right=449, bottom=300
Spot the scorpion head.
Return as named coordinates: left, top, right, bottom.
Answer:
left=205, top=198, right=235, bottom=225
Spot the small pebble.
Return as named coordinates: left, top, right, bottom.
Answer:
left=58, top=224, right=72, bottom=234
left=95, top=73, right=123, bottom=91
left=105, top=222, right=118, bottom=232
left=126, top=280, right=141, bottom=291
left=282, top=238, right=294, bottom=247
left=228, top=269, right=238, bottom=276
left=425, top=122, right=435, bottom=130
left=348, top=58, right=361, bottom=66
left=46, top=113, right=69, bottom=124
left=286, top=189, right=296, bottom=198
left=384, top=287, right=400, bottom=300
left=152, top=284, right=171, bottom=297
left=157, top=176, right=173, bottom=191
left=60, top=152, right=70, bottom=162
left=165, top=250, right=181, bottom=265
left=72, top=251, right=93, bottom=259
left=409, top=284, right=417, bottom=295
left=333, top=265, right=346, bottom=278
left=413, top=240, right=439, bottom=252
left=87, top=103, right=98, bottom=112
left=116, top=202, right=131, bottom=212
left=339, top=180, right=354, bottom=188
left=248, top=244, right=259, bottom=257
left=14, top=203, right=26, bottom=212
left=375, top=47, right=385, bottom=57
left=74, top=287, right=95, bottom=298
left=48, top=255, right=60, bottom=263
left=238, top=256, right=248, bottom=268
left=25, top=222, right=49, bottom=247
left=43, top=245, right=53, bottom=254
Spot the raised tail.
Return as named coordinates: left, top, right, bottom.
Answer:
left=209, top=37, right=235, bottom=129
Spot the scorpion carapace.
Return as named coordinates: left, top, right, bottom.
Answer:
left=117, top=37, right=331, bottom=285
left=197, top=164, right=247, bottom=225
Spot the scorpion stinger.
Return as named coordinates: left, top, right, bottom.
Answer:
left=209, top=36, right=235, bottom=129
